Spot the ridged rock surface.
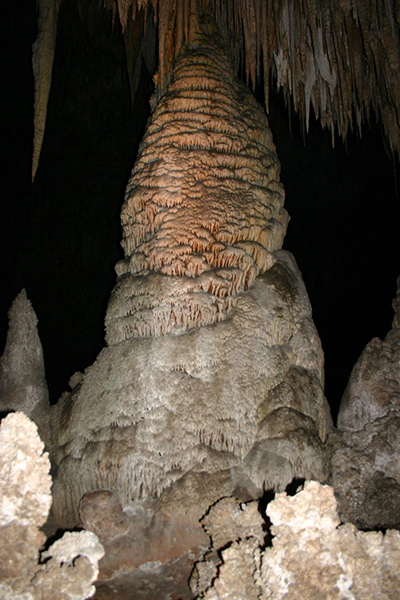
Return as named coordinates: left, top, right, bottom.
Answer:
left=105, top=25, right=288, bottom=343
left=51, top=249, right=332, bottom=530
left=330, top=277, right=400, bottom=530
left=0, top=290, right=49, bottom=442
left=192, top=481, right=400, bottom=600
left=49, top=23, right=332, bottom=597
left=0, top=412, right=104, bottom=600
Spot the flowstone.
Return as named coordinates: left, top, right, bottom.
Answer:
left=51, top=250, right=332, bottom=528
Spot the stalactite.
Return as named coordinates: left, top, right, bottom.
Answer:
left=105, top=0, right=400, bottom=155
left=32, top=0, right=400, bottom=195
left=32, top=0, right=63, bottom=180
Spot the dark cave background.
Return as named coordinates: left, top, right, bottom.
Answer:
left=1, top=0, right=399, bottom=423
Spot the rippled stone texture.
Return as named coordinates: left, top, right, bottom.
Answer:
left=192, top=481, right=400, bottom=600
left=49, top=20, right=331, bottom=599
left=105, top=25, right=288, bottom=343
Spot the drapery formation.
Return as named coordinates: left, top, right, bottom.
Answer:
left=32, top=0, right=400, bottom=179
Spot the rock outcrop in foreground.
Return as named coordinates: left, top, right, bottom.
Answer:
left=1, top=412, right=399, bottom=599
left=192, top=481, right=400, bottom=600
left=0, top=412, right=104, bottom=600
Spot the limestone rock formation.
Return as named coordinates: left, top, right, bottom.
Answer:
left=0, top=290, right=49, bottom=443
left=50, top=22, right=332, bottom=534
left=51, top=249, right=332, bottom=527
left=330, top=277, right=400, bottom=529
left=33, top=1, right=400, bottom=177
left=192, top=481, right=400, bottom=600
left=0, top=412, right=104, bottom=600
left=43, top=21, right=333, bottom=599
left=105, top=21, right=289, bottom=342
left=48, top=246, right=331, bottom=596
left=79, top=483, right=211, bottom=599
left=190, top=496, right=265, bottom=599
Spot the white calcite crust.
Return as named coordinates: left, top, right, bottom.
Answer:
left=51, top=250, right=332, bottom=527
left=0, top=412, right=51, bottom=529
left=0, top=413, right=104, bottom=600
left=193, top=481, right=400, bottom=600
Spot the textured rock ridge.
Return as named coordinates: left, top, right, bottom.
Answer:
left=0, top=412, right=104, bottom=600
left=50, top=20, right=331, bottom=535
left=338, top=276, right=400, bottom=432
left=51, top=250, right=332, bottom=531
left=0, top=290, right=49, bottom=442
left=330, top=276, right=400, bottom=530
left=192, top=481, right=400, bottom=600
left=48, top=20, right=332, bottom=597
left=105, top=21, right=288, bottom=343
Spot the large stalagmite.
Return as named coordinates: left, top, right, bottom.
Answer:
left=23, top=1, right=400, bottom=596
left=105, top=21, right=288, bottom=342
left=48, top=16, right=332, bottom=596
left=0, top=290, right=50, bottom=443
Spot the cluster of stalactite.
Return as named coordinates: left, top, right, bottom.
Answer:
left=32, top=0, right=63, bottom=180
left=32, top=0, right=400, bottom=178
left=105, top=23, right=287, bottom=342
left=115, top=0, right=400, bottom=152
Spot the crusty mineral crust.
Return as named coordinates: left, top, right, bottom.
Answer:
left=192, top=481, right=400, bottom=600
left=105, top=28, right=288, bottom=343
left=0, top=412, right=104, bottom=600
left=52, top=250, right=332, bottom=528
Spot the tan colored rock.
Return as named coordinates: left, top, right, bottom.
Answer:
left=0, top=413, right=51, bottom=532
left=0, top=412, right=51, bottom=594
left=193, top=481, right=400, bottom=600
left=105, top=23, right=288, bottom=343
left=0, top=412, right=104, bottom=600
left=190, top=497, right=265, bottom=599
left=79, top=490, right=130, bottom=542
left=31, top=531, right=104, bottom=600
left=78, top=471, right=232, bottom=594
